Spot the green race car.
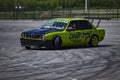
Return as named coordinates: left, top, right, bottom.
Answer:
left=20, top=18, right=105, bottom=49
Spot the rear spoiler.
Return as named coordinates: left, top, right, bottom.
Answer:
left=85, top=17, right=111, bottom=27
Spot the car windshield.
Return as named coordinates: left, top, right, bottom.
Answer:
left=41, top=21, right=67, bottom=30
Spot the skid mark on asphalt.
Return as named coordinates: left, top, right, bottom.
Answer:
left=0, top=54, right=113, bottom=80
left=0, top=46, right=120, bottom=80
left=0, top=59, right=105, bottom=80
left=80, top=48, right=120, bottom=80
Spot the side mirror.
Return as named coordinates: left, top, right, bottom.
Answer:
left=67, top=27, right=74, bottom=31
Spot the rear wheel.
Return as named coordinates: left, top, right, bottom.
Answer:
left=89, top=35, right=99, bottom=47
left=25, top=46, right=31, bottom=49
left=53, top=37, right=62, bottom=49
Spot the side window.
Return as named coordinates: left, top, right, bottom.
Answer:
left=76, top=20, right=92, bottom=30
left=68, top=21, right=77, bottom=30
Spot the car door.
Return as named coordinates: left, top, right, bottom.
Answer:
left=63, top=20, right=93, bottom=47
left=63, top=20, right=82, bottom=46
left=76, top=20, right=93, bottom=45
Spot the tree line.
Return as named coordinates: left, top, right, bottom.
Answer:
left=0, top=0, right=120, bottom=11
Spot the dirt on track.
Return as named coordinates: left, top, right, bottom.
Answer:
left=0, top=20, right=120, bottom=80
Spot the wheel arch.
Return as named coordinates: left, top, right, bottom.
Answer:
left=90, top=34, right=99, bottom=41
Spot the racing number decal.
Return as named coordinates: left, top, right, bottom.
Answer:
left=69, top=32, right=90, bottom=42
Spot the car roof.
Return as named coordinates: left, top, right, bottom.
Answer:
left=53, top=18, right=87, bottom=21
left=50, top=18, right=87, bottom=23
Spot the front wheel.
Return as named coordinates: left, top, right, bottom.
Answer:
left=89, top=35, right=99, bottom=47
left=53, top=37, right=62, bottom=49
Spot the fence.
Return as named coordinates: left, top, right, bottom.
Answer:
left=0, top=0, right=120, bottom=20
left=0, top=9, right=119, bottom=20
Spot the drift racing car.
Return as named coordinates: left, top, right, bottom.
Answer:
left=20, top=18, right=106, bottom=49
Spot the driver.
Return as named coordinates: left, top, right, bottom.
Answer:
left=68, top=22, right=76, bottom=30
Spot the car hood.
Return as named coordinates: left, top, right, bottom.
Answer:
left=22, top=28, right=60, bottom=35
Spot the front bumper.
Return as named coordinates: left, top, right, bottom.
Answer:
left=20, top=38, right=53, bottom=48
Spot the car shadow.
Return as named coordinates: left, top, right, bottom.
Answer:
left=28, top=44, right=113, bottom=51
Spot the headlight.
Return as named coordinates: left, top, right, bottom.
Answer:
left=39, top=35, right=45, bottom=41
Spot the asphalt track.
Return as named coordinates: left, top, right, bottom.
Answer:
left=0, top=19, right=120, bottom=80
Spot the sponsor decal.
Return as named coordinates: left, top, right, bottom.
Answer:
left=69, top=32, right=90, bottom=42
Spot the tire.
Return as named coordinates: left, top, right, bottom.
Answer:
left=53, top=37, right=62, bottom=49
left=89, top=35, right=99, bottom=47
left=25, top=46, right=31, bottom=49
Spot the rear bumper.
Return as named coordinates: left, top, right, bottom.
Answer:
left=20, top=38, right=53, bottom=48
